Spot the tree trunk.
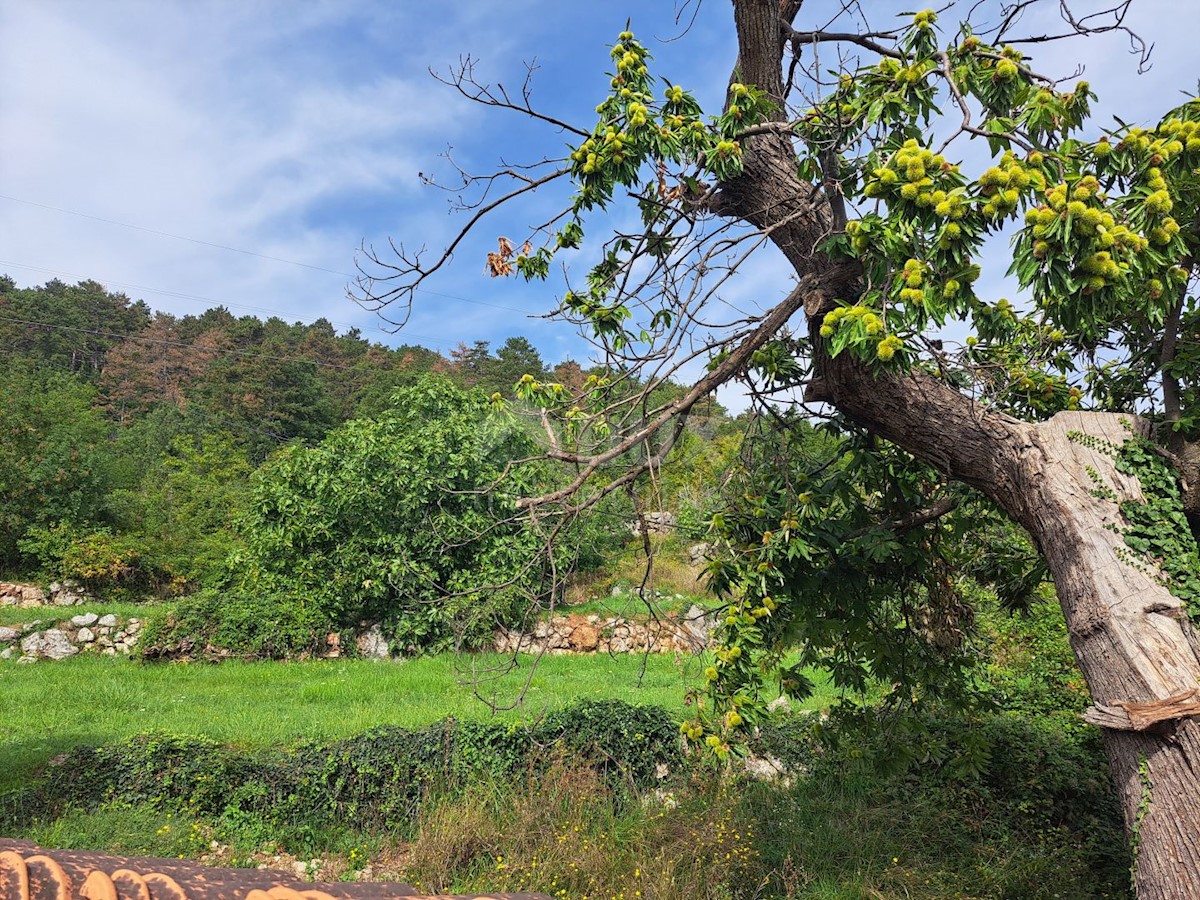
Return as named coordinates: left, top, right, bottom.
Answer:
left=818, top=350, right=1200, bottom=896
left=817, top=358, right=1200, bottom=897
left=718, top=4, right=1200, bottom=893
left=1007, top=413, right=1200, bottom=898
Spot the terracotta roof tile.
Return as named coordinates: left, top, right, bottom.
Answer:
left=0, top=841, right=545, bottom=900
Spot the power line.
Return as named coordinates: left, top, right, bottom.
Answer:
left=0, top=260, right=456, bottom=350
left=0, top=312, right=361, bottom=371
left=0, top=194, right=534, bottom=314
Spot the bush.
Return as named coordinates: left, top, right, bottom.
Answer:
left=2, top=701, right=683, bottom=842
left=17, top=523, right=174, bottom=599
left=146, top=376, right=561, bottom=658
left=139, top=589, right=330, bottom=659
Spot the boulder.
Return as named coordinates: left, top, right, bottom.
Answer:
left=21, top=628, right=77, bottom=660
left=567, top=619, right=601, bottom=652
left=767, top=695, right=792, bottom=714
left=356, top=624, right=389, bottom=659
left=76, top=627, right=96, bottom=643
left=743, top=754, right=792, bottom=785
left=98, top=614, right=118, bottom=627
left=0, top=626, right=19, bottom=643
left=71, top=613, right=100, bottom=627
left=677, top=604, right=713, bottom=652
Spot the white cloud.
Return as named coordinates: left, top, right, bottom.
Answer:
left=0, top=1, right=500, bottom=341
left=2, top=0, right=1197, bottom=372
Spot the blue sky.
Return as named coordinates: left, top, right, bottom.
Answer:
left=3, top=0, right=1197, bottom=398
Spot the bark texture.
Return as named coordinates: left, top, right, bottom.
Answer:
left=1017, top=414, right=1200, bottom=898
left=718, top=2, right=1200, bottom=895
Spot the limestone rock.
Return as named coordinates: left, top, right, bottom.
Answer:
left=21, top=628, right=77, bottom=660
left=629, top=511, right=677, bottom=536
left=0, top=647, right=14, bottom=659
left=0, top=582, right=48, bottom=607
left=77, top=627, right=96, bottom=643
left=98, top=614, right=118, bottom=627
left=356, top=624, right=389, bottom=659
left=767, top=695, right=792, bottom=714
left=71, top=613, right=100, bottom=627
left=677, top=604, right=713, bottom=652
left=743, top=754, right=792, bottom=785
left=51, top=580, right=90, bottom=606
left=567, top=619, right=601, bottom=652
left=0, top=626, right=19, bottom=643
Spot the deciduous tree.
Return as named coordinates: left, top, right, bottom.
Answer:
left=357, top=4, right=1200, bottom=894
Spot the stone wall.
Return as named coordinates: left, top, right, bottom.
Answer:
left=0, top=612, right=142, bottom=662
left=493, top=605, right=714, bottom=655
left=1, top=580, right=96, bottom=607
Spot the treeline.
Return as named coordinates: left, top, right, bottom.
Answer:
left=0, top=276, right=594, bottom=458
left=0, top=277, right=739, bottom=654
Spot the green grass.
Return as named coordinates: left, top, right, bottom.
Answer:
left=0, top=601, right=163, bottom=628
left=0, top=652, right=836, bottom=793
left=551, top=590, right=718, bottom=619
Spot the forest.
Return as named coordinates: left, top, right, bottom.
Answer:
left=0, top=275, right=742, bottom=654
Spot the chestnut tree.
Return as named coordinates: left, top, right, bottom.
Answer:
left=357, top=3, right=1200, bottom=894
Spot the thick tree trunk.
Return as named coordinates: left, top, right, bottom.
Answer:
left=817, top=358, right=1200, bottom=897
left=1008, top=413, right=1200, bottom=898
left=719, top=4, right=1200, bottom=893
left=817, top=349, right=1200, bottom=897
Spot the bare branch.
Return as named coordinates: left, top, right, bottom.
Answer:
left=431, top=55, right=592, bottom=138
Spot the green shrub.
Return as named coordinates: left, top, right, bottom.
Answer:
left=17, top=523, right=173, bottom=599
left=2, top=701, right=683, bottom=840
left=146, top=376, right=561, bottom=658
left=139, top=589, right=330, bottom=659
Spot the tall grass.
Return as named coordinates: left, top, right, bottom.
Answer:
left=0, top=601, right=159, bottom=628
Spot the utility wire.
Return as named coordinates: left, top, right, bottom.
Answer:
left=0, top=260, right=455, bottom=350
left=0, top=194, right=533, bottom=314
left=0, top=312, right=360, bottom=371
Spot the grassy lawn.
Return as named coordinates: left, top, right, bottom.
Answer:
left=0, top=652, right=836, bottom=793
left=0, top=602, right=163, bottom=628
left=551, top=591, right=718, bottom=619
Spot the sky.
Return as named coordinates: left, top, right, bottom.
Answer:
left=3, top=0, right=1198, bottom=403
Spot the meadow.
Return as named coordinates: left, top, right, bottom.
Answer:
left=0, top=649, right=835, bottom=794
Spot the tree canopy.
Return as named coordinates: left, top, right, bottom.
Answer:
left=356, top=3, right=1200, bottom=894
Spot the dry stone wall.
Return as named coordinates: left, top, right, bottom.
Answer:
left=1, top=581, right=715, bottom=661
left=0, top=612, right=142, bottom=663
left=493, top=605, right=714, bottom=655
left=1, top=580, right=96, bottom=608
